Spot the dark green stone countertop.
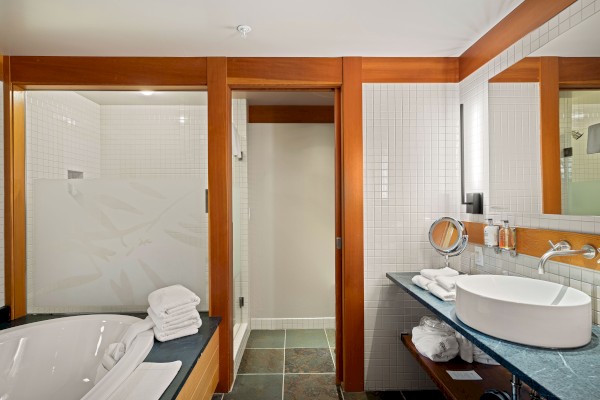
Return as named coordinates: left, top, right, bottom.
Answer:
left=387, top=272, right=600, bottom=400
left=0, top=312, right=220, bottom=400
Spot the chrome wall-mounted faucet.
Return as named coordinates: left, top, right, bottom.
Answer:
left=538, top=240, right=597, bottom=274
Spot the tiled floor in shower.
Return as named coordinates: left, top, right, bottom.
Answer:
left=212, top=329, right=444, bottom=400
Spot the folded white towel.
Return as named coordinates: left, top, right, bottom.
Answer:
left=154, top=318, right=202, bottom=336
left=420, top=267, right=459, bottom=280
left=412, top=325, right=459, bottom=362
left=153, top=325, right=199, bottom=342
left=106, top=361, right=182, bottom=400
left=148, top=285, right=200, bottom=318
left=412, top=275, right=434, bottom=291
left=147, top=307, right=200, bottom=330
left=455, top=332, right=474, bottom=363
left=435, top=274, right=466, bottom=292
left=428, top=283, right=456, bottom=302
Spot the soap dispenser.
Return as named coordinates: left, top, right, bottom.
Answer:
left=498, top=220, right=516, bottom=250
left=484, top=219, right=499, bottom=247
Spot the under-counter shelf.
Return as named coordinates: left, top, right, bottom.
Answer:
left=387, top=272, right=600, bottom=400
left=401, top=334, right=528, bottom=400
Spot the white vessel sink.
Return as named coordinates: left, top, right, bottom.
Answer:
left=455, top=275, right=592, bottom=348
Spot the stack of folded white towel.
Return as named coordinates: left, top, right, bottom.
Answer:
left=412, top=316, right=499, bottom=365
left=411, top=267, right=464, bottom=301
left=147, top=284, right=202, bottom=342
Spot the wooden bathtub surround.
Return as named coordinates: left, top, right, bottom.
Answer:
left=463, top=221, right=600, bottom=271
left=176, top=326, right=220, bottom=400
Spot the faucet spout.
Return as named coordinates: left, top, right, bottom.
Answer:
left=537, top=241, right=597, bottom=274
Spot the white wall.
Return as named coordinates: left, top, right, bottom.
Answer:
left=363, top=83, right=460, bottom=391
left=25, top=92, right=210, bottom=313
left=248, top=123, right=335, bottom=320
left=26, top=91, right=102, bottom=312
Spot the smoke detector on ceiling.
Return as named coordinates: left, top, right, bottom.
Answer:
left=237, top=25, right=252, bottom=39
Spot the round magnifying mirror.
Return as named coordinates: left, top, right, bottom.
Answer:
left=429, top=217, right=468, bottom=267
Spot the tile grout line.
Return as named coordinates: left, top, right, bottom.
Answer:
left=282, top=329, right=287, bottom=400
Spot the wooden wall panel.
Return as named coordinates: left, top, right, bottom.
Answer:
left=463, top=222, right=600, bottom=270
left=539, top=57, right=561, bottom=215
left=334, top=88, right=343, bottom=385
left=559, top=57, right=600, bottom=88
left=341, top=57, right=364, bottom=392
left=489, top=57, right=540, bottom=83
left=362, top=58, right=459, bottom=83
left=459, top=0, right=576, bottom=81
left=9, top=56, right=207, bottom=87
left=3, top=57, right=27, bottom=318
left=207, top=57, right=233, bottom=393
left=248, top=105, right=334, bottom=123
left=227, top=58, right=343, bottom=88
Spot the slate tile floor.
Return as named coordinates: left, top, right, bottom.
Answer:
left=212, top=329, right=443, bottom=400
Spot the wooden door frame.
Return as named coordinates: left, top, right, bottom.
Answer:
left=2, top=55, right=365, bottom=393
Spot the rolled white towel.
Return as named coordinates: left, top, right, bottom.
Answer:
left=412, top=275, right=434, bottom=291
left=474, top=346, right=500, bottom=365
left=411, top=325, right=459, bottom=362
left=428, top=283, right=456, bottom=302
left=154, top=325, right=199, bottom=342
left=148, top=285, right=200, bottom=318
left=455, top=332, right=474, bottom=363
left=420, top=267, right=459, bottom=281
left=435, top=274, right=467, bottom=292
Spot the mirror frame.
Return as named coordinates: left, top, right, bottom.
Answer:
left=428, top=217, right=469, bottom=263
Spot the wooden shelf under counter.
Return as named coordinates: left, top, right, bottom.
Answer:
left=401, top=334, right=530, bottom=400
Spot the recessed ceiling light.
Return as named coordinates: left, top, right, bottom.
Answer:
left=237, top=25, right=252, bottom=39
left=140, top=90, right=154, bottom=96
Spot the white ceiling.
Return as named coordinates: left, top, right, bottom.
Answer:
left=75, top=91, right=208, bottom=105
left=531, top=11, right=600, bottom=57
left=0, top=0, right=523, bottom=57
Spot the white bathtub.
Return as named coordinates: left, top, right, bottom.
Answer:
left=0, top=314, right=154, bottom=400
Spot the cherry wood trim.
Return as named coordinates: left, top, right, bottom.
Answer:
left=226, top=58, right=343, bottom=88
left=462, top=222, right=485, bottom=246
left=462, top=222, right=600, bottom=270
left=489, top=57, right=541, bottom=83
left=362, top=58, right=459, bottom=83
left=207, top=57, right=233, bottom=393
left=8, top=56, right=208, bottom=87
left=341, top=57, right=364, bottom=392
left=459, top=0, right=576, bottom=81
left=248, top=105, right=334, bottom=124
left=3, top=58, right=27, bottom=318
left=334, top=88, right=343, bottom=385
left=539, top=57, right=561, bottom=215
left=559, top=57, right=600, bottom=88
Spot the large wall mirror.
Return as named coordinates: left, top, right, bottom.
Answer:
left=487, top=11, right=600, bottom=216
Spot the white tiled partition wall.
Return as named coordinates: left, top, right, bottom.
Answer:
left=363, top=83, right=461, bottom=390
left=26, top=91, right=101, bottom=312
left=459, top=0, right=600, bottom=325
left=25, top=91, right=210, bottom=313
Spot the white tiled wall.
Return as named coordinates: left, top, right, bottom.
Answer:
left=26, top=91, right=101, bottom=312
left=459, top=0, right=600, bottom=326
left=0, top=81, right=4, bottom=307
left=363, top=83, right=461, bottom=390
left=25, top=93, right=210, bottom=313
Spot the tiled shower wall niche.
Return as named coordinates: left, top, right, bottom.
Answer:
left=363, top=83, right=461, bottom=390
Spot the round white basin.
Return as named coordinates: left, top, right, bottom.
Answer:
left=456, top=275, right=592, bottom=348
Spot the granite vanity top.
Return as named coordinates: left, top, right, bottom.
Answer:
left=387, top=272, right=600, bottom=400
left=0, top=312, right=220, bottom=400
